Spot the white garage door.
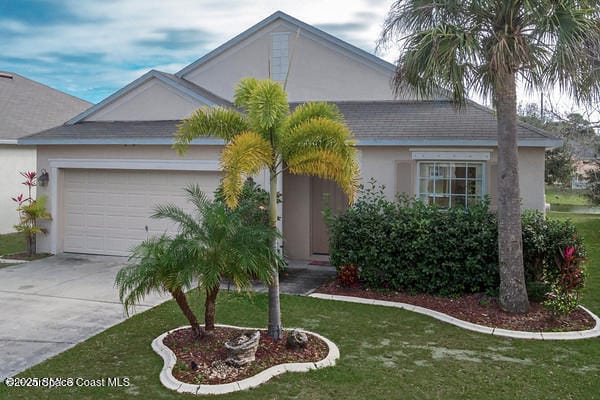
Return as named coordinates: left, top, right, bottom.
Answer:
left=63, top=169, right=221, bottom=256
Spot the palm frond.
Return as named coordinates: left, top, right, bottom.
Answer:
left=173, top=106, right=249, bottom=155
left=286, top=102, right=344, bottom=132
left=244, top=80, right=290, bottom=134
left=281, top=117, right=356, bottom=160
left=233, top=77, right=259, bottom=109
left=221, top=131, right=273, bottom=208
left=379, top=0, right=600, bottom=105
left=183, top=184, right=211, bottom=215
left=151, top=203, right=202, bottom=235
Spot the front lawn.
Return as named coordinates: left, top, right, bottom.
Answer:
left=2, top=213, right=599, bottom=399
left=545, top=185, right=590, bottom=206
left=0, top=232, right=26, bottom=256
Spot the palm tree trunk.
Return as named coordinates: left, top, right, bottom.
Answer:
left=495, top=71, right=530, bottom=314
left=170, top=287, right=203, bottom=337
left=205, top=286, right=220, bottom=332
left=267, top=167, right=283, bottom=339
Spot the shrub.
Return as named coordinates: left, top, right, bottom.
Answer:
left=328, top=181, right=586, bottom=298
left=544, top=245, right=587, bottom=315
left=329, top=182, right=498, bottom=295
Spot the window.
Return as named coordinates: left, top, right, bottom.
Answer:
left=417, top=161, right=485, bottom=208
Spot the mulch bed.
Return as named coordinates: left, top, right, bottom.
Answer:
left=163, top=327, right=329, bottom=385
left=316, top=280, right=596, bottom=332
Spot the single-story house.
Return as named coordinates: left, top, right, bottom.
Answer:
left=0, top=71, right=90, bottom=233
left=21, top=11, right=560, bottom=259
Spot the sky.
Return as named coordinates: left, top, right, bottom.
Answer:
left=1, top=0, right=397, bottom=104
left=0, top=0, right=592, bottom=120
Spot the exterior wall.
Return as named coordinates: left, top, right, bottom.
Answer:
left=518, top=147, right=546, bottom=211
left=183, top=21, right=397, bottom=102
left=282, top=145, right=546, bottom=260
left=85, top=79, right=205, bottom=121
left=0, top=146, right=36, bottom=233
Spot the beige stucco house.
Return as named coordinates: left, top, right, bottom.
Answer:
left=0, top=72, right=90, bottom=233
left=21, top=11, right=559, bottom=259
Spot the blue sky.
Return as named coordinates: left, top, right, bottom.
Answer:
left=1, top=0, right=395, bottom=103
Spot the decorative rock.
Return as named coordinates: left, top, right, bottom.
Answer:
left=224, top=331, right=260, bottom=367
left=286, top=329, right=308, bottom=350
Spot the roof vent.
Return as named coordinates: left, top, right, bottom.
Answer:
left=0, top=72, right=13, bottom=79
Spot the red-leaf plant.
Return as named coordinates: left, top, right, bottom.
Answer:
left=11, top=171, right=51, bottom=257
left=544, top=245, right=587, bottom=315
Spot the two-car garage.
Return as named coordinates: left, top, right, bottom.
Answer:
left=52, top=161, right=222, bottom=256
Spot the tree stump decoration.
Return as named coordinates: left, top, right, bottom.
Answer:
left=224, top=331, right=260, bottom=367
left=286, top=329, right=308, bottom=350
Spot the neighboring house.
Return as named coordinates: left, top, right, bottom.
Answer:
left=569, top=141, right=598, bottom=189
left=0, top=71, right=91, bottom=233
left=21, top=11, right=560, bottom=259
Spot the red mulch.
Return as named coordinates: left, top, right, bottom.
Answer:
left=316, top=280, right=595, bottom=332
left=163, top=327, right=329, bottom=385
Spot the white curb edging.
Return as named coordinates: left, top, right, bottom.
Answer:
left=0, top=258, right=27, bottom=264
left=308, top=293, right=600, bottom=340
left=152, top=324, right=340, bottom=395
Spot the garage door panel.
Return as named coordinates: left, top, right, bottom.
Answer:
left=63, top=169, right=221, bottom=256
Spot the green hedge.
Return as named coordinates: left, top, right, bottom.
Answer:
left=328, top=183, right=585, bottom=296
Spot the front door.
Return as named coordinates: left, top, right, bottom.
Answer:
left=310, top=177, right=348, bottom=255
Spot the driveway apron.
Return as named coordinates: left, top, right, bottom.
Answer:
left=0, top=254, right=170, bottom=381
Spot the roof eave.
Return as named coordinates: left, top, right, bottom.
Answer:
left=18, top=137, right=560, bottom=148
left=357, top=138, right=562, bottom=147
left=65, top=70, right=224, bottom=125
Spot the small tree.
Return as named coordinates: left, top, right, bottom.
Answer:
left=586, top=164, right=600, bottom=205
left=174, top=78, right=360, bottom=338
left=11, top=171, right=51, bottom=257
left=545, top=145, right=575, bottom=186
left=115, top=185, right=282, bottom=337
left=116, top=234, right=203, bottom=337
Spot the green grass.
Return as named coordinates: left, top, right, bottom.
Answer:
left=0, top=232, right=26, bottom=256
left=2, top=215, right=600, bottom=399
left=545, top=184, right=590, bottom=205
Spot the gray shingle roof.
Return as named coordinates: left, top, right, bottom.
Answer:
left=20, top=100, right=560, bottom=147
left=0, top=72, right=91, bottom=140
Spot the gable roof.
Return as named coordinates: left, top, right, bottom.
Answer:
left=0, top=71, right=91, bottom=143
left=20, top=100, right=560, bottom=148
left=66, top=70, right=231, bottom=125
left=176, top=10, right=396, bottom=78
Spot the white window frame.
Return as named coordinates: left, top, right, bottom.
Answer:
left=416, top=160, right=487, bottom=208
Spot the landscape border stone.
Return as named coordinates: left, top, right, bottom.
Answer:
left=309, top=293, right=600, bottom=340
left=151, top=324, right=340, bottom=395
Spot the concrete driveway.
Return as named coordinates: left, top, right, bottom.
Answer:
left=0, top=255, right=335, bottom=381
left=0, top=254, right=170, bottom=381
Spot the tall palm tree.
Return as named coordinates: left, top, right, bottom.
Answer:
left=379, top=0, right=600, bottom=313
left=174, top=78, right=360, bottom=338
left=152, top=185, right=281, bottom=333
left=115, top=234, right=203, bottom=337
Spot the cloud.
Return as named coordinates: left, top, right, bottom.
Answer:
left=1, top=0, right=396, bottom=103
left=136, top=28, right=215, bottom=50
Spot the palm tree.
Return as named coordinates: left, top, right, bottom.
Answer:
left=174, top=78, right=360, bottom=338
left=379, top=0, right=600, bottom=313
left=152, top=185, right=281, bottom=333
left=115, top=234, right=203, bottom=337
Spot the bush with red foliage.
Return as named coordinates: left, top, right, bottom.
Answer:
left=337, top=265, right=360, bottom=287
